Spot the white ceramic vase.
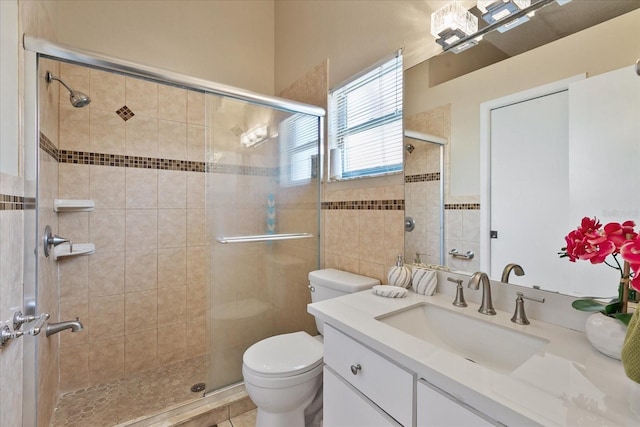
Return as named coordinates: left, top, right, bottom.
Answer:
left=584, top=312, right=627, bottom=360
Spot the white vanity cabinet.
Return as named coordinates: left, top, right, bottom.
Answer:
left=324, top=367, right=401, bottom=427
left=416, top=379, right=496, bottom=427
left=323, top=324, right=413, bottom=426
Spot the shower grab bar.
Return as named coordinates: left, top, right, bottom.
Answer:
left=217, top=233, right=314, bottom=244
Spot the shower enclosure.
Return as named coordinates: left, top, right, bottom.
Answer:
left=23, top=37, right=323, bottom=426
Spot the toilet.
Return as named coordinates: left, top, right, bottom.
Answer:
left=242, top=268, right=380, bottom=427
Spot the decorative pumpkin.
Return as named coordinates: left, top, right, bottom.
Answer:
left=387, top=255, right=412, bottom=289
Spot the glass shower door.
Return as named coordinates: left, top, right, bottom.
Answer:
left=205, top=94, right=321, bottom=391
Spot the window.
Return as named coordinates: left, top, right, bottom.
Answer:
left=329, top=51, right=403, bottom=180
left=280, top=113, right=320, bottom=186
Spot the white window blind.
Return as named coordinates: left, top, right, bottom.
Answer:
left=329, top=51, right=403, bottom=180
left=280, top=113, right=319, bottom=186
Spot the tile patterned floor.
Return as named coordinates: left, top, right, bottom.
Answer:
left=51, top=355, right=207, bottom=427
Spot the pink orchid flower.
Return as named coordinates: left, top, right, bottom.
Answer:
left=621, top=236, right=640, bottom=291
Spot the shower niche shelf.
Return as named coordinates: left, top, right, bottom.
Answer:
left=52, top=243, right=95, bottom=261
left=54, top=199, right=95, bottom=212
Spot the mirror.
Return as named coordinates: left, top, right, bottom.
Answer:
left=404, top=3, right=640, bottom=296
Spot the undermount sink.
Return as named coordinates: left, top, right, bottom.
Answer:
left=376, top=303, right=549, bottom=373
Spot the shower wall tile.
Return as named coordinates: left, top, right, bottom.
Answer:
left=59, top=163, right=90, bottom=199
left=59, top=105, right=90, bottom=151
left=125, top=116, right=159, bottom=157
left=186, top=320, right=206, bottom=355
left=89, top=336, right=125, bottom=385
left=90, top=69, right=126, bottom=112
left=90, top=108, right=126, bottom=154
left=58, top=257, right=89, bottom=300
left=126, top=77, right=158, bottom=117
left=186, top=281, right=206, bottom=323
left=58, top=211, right=89, bottom=243
left=125, top=209, right=158, bottom=251
left=89, top=294, right=125, bottom=342
left=90, top=165, right=126, bottom=209
left=125, top=331, right=158, bottom=374
left=187, top=124, right=205, bottom=161
left=90, top=209, right=126, bottom=252
left=125, top=168, right=158, bottom=209
left=158, top=209, right=187, bottom=248
left=186, top=208, right=207, bottom=246
left=158, top=286, right=186, bottom=325
left=158, top=170, right=187, bottom=208
left=187, top=91, right=205, bottom=125
left=125, top=249, right=158, bottom=292
left=57, top=64, right=210, bottom=389
left=60, top=62, right=91, bottom=100
left=89, top=251, right=125, bottom=297
left=187, top=171, right=205, bottom=208
left=59, top=345, right=89, bottom=391
left=125, top=290, right=158, bottom=334
left=158, top=119, right=187, bottom=160
left=186, top=246, right=208, bottom=284
left=159, top=84, right=187, bottom=122
left=157, top=247, right=186, bottom=287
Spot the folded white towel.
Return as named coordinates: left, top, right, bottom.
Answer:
left=411, top=267, right=437, bottom=296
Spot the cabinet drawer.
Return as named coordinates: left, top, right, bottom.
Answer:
left=324, top=324, right=413, bottom=426
left=417, top=379, right=496, bottom=426
left=324, top=367, right=400, bottom=427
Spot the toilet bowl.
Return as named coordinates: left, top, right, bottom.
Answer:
left=243, top=332, right=323, bottom=427
left=242, top=269, right=380, bottom=427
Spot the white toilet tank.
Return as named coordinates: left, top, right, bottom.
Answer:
left=308, top=268, right=379, bottom=334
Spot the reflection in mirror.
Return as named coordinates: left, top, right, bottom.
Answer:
left=428, top=0, right=640, bottom=86
left=403, top=130, right=445, bottom=268
left=404, top=8, right=640, bottom=294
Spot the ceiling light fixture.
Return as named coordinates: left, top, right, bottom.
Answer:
left=432, top=0, right=572, bottom=53
left=430, top=2, right=479, bottom=49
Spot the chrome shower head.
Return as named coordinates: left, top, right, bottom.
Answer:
left=45, top=71, right=91, bottom=108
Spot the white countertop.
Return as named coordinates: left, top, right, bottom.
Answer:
left=309, top=289, right=640, bottom=426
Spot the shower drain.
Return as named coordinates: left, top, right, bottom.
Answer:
left=191, top=382, right=206, bottom=393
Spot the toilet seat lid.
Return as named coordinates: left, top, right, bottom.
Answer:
left=243, top=332, right=323, bottom=377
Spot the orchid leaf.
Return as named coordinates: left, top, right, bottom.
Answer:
left=571, top=299, right=608, bottom=312
left=612, top=312, right=633, bottom=326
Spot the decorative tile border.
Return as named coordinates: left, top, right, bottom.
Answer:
left=322, top=200, right=404, bottom=210
left=445, top=203, right=480, bottom=210
left=405, top=173, right=440, bottom=183
left=0, top=194, right=35, bottom=211
left=40, top=133, right=58, bottom=161
left=40, top=133, right=276, bottom=176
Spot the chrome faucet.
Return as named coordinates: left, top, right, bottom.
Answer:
left=45, top=318, right=84, bottom=337
left=467, top=272, right=496, bottom=315
left=501, top=263, right=525, bottom=283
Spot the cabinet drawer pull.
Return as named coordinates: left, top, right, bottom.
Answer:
left=350, top=364, right=361, bottom=375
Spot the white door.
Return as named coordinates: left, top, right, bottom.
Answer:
left=490, top=90, right=572, bottom=291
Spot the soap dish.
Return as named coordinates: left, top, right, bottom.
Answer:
left=372, top=285, right=407, bottom=298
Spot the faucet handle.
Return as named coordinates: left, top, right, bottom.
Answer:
left=511, top=292, right=545, bottom=325
left=447, top=277, right=467, bottom=307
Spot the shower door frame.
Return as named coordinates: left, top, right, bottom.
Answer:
left=22, top=35, right=325, bottom=427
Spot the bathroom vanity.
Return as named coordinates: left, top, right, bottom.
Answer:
left=309, top=276, right=640, bottom=426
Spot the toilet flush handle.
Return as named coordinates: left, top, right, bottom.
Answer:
left=308, top=284, right=315, bottom=292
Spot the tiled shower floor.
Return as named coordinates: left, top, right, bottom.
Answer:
left=51, top=355, right=207, bottom=427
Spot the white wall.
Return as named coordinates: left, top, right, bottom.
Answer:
left=274, top=0, right=446, bottom=92
left=57, top=0, right=275, bottom=95
left=405, top=9, right=640, bottom=196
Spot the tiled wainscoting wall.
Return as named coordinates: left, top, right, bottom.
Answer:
left=49, top=62, right=209, bottom=392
